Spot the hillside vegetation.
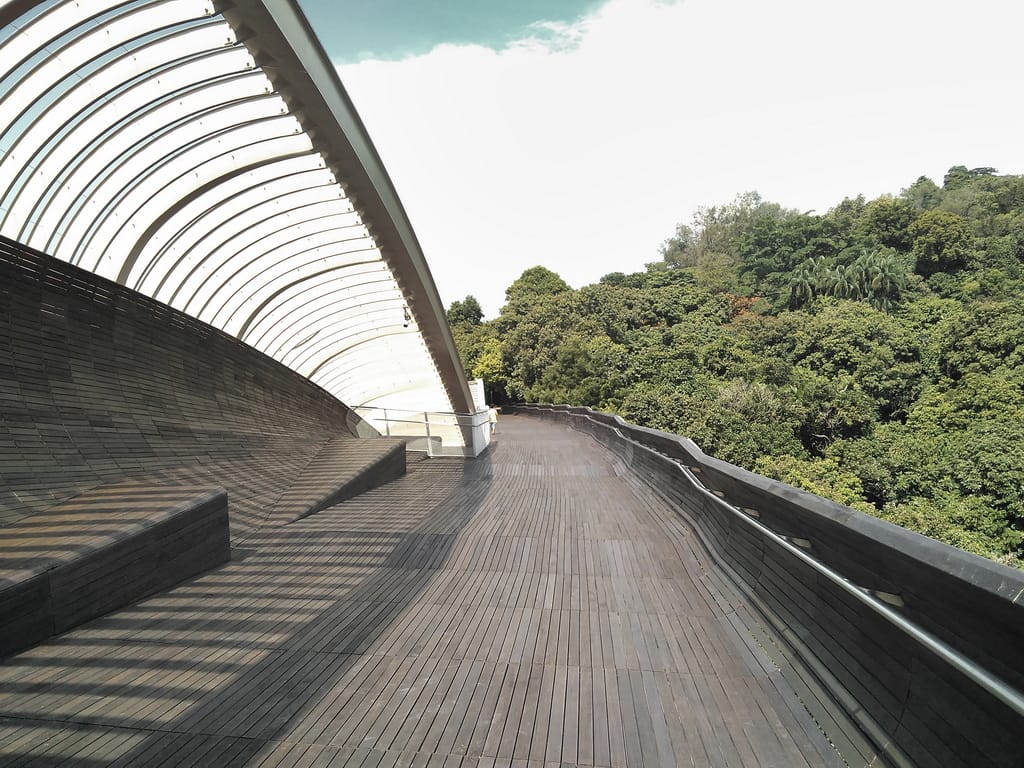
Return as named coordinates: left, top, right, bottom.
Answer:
left=449, top=167, right=1024, bottom=567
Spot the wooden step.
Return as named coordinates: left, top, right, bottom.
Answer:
left=0, top=481, right=229, bottom=658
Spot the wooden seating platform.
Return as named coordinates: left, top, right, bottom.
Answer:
left=0, top=237, right=410, bottom=668
left=256, top=436, right=407, bottom=533
left=143, top=436, right=407, bottom=540
left=0, top=417, right=844, bottom=766
left=0, top=436, right=406, bottom=658
left=0, top=240, right=373, bottom=533
left=0, top=482, right=229, bottom=658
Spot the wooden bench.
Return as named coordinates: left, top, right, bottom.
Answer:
left=138, top=436, right=407, bottom=539
left=262, top=436, right=406, bottom=528
left=0, top=481, right=229, bottom=657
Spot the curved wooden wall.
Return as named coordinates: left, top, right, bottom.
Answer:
left=0, top=236, right=360, bottom=529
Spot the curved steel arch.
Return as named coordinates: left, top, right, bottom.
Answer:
left=238, top=265, right=394, bottom=342
left=241, top=267, right=395, bottom=349
left=183, top=212, right=371, bottom=317
left=0, top=0, right=473, bottom=435
left=0, top=22, right=242, bottom=233
left=78, top=117, right=308, bottom=273
left=127, top=155, right=334, bottom=291
left=136, top=181, right=351, bottom=297
left=191, top=233, right=379, bottom=322
left=237, top=263, right=391, bottom=350
left=287, top=313, right=418, bottom=379
left=17, top=54, right=264, bottom=246
left=266, top=294, right=406, bottom=364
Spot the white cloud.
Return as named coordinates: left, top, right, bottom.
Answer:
left=339, top=0, right=1024, bottom=318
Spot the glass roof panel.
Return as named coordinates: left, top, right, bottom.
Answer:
left=0, top=0, right=473, bottom=426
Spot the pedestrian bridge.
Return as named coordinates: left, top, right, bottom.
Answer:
left=0, top=1, right=1021, bottom=766
left=0, top=416, right=859, bottom=767
left=0, top=402, right=1022, bottom=767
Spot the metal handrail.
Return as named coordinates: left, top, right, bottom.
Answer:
left=608, top=420, right=1024, bottom=719
left=354, top=405, right=489, bottom=428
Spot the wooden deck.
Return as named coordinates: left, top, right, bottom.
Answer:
left=0, top=415, right=844, bottom=767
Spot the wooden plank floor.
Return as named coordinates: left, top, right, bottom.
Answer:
left=0, top=415, right=845, bottom=767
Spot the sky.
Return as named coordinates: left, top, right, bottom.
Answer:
left=299, top=0, right=1024, bottom=319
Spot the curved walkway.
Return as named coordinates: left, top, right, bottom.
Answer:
left=0, top=415, right=843, bottom=767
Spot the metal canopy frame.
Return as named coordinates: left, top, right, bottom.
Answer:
left=0, top=0, right=475, bottom=431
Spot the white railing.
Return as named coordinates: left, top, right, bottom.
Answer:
left=353, top=406, right=492, bottom=457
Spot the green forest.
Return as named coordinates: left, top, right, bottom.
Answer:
left=447, top=167, right=1024, bottom=568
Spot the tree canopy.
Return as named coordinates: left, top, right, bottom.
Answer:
left=447, top=167, right=1024, bottom=568
left=446, top=295, right=483, bottom=326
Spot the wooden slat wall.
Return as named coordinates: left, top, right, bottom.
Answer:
left=0, top=236, right=360, bottom=530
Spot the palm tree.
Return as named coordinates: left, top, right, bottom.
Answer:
left=826, top=265, right=859, bottom=299
left=788, top=261, right=817, bottom=308
left=854, top=248, right=907, bottom=310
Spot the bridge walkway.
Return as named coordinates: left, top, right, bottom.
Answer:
left=0, top=415, right=844, bottom=767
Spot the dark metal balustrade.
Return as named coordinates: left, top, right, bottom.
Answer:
left=512, top=403, right=1024, bottom=768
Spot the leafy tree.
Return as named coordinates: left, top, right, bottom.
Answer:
left=943, top=165, right=973, bottom=190
left=908, top=209, right=972, bottom=275
left=447, top=295, right=483, bottom=325
left=471, top=336, right=509, bottom=402
left=503, top=266, right=570, bottom=304
left=944, top=165, right=996, bottom=190
left=825, top=195, right=867, bottom=232
left=939, top=172, right=1024, bottom=238
left=685, top=380, right=806, bottom=468
left=659, top=191, right=786, bottom=269
left=883, top=495, right=1019, bottom=565
left=498, top=290, right=578, bottom=398
left=452, top=168, right=1024, bottom=568
left=792, top=369, right=880, bottom=450
left=931, top=300, right=1024, bottom=379
left=618, top=381, right=692, bottom=436
left=532, top=333, right=630, bottom=407
left=449, top=320, right=495, bottom=376
left=860, top=197, right=916, bottom=251
left=785, top=300, right=922, bottom=420
left=901, top=175, right=943, bottom=210
left=786, top=257, right=827, bottom=308
left=755, top=455, right=875, bottom=514
left=659, top=224, right=698, bottom=268
left=845, top=248, right=908, bottom=310
left=738, top=212, right=855, bottom=300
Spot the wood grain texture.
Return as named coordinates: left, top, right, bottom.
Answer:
left=0, top=238, right=366, bottom=535
left=0, top=418, right=844, bottom=767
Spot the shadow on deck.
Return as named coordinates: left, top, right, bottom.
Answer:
left=0, top=419, right=843, bottom=767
